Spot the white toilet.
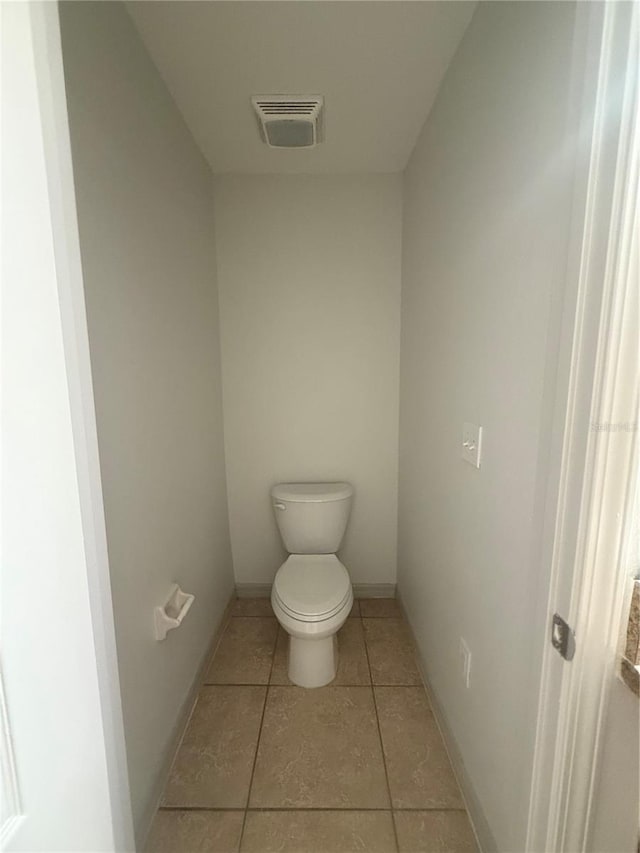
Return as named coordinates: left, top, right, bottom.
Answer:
left=270, top=482, right=354, bottom=688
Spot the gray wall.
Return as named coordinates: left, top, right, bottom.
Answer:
left=59, top=2, right=234, bottom=838
left=214, top=175, right=402, bottom=587
left=398, top=3, right=581, bottom=850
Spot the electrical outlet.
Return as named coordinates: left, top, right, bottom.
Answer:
left=460, top=638, right=471, bottom=688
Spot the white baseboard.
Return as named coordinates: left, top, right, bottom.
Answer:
left=236, top=583, right=396, bottom=598
left=396, top=589, right=497, bottom=853
left=137, top=591, right=236, bottom=849
left=235, top=582, right=397, bottom=599
left=235, top=583, right=272, bottom=598
left=353, top=583, right=396, bottom=599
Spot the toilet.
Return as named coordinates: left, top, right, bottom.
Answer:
left=270, top=482, right=354, bottom=688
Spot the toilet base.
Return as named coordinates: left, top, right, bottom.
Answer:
left=288, top=634, right=338, bottom=688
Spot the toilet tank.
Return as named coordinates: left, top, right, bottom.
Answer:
left=271, top=482, right=353, bottom=554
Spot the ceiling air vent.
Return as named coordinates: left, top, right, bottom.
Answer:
left=251, top=95, right=324, bottom=149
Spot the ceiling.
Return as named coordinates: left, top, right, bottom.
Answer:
left=127, top=1, right=476, bottom=174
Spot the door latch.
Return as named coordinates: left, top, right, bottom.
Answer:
left=551, top=613, right=575, bottom=661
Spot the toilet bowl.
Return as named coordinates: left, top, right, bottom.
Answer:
left=272, top=554, right=353, bottom=688
left=270, top=482, right=354, bottom=688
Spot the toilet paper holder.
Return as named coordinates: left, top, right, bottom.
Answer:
left=155, top=584, right=195, bottom=641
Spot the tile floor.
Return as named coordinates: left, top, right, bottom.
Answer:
left=146, top=599, right=477, bottom=853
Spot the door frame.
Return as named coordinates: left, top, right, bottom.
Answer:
left=2, top=3, right=135, bottom=848
left=526, top=2, right=639, bottom=850
left=32, top=3, right=136, bottom=845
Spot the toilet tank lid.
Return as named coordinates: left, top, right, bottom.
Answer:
left=271, top=482, right=353, bottom=503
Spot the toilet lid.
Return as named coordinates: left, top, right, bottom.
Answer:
left=273, top=554, right=351, bottom=620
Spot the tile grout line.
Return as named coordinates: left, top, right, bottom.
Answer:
left=237, top=620, right=279, bottom=851
left=158, top=805, right=469, bottom=813
left=227, top=614, right=404, bottom=621
left=200, top=681, right=415, bottom=688
left=228, top=612, right=402, bottom=621
left=361, top=613, right=401, bottom=853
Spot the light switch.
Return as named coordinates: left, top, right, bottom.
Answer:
left=462, top=422, right=482, bottom=468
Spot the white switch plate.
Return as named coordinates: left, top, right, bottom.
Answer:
left=462, top=422, right=482, bottom=468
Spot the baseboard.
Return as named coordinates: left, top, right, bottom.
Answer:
left=236, top=582, right=397, bottom=599
left=235, top=583, right=272, bottom=598
left=353, top=583, right=396, bottom=599
left=396, top=589, right=497, bottom=853
left=137, top=591, right=236, bottom=850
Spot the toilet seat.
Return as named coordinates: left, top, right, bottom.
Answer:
left=273, top=554, right=351, bottom=623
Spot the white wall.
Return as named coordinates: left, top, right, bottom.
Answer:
left=59, top=2, right=233, bottom=838
left=214, top=175, right=401, bottom=587
left=398, top=3, right=583, bottom=850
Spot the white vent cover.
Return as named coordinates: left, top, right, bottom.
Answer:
left=251, top=95, right=324, bottom=149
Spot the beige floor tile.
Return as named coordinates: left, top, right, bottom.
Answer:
left=350, top=599, right=360, bottom=617
left=241, top=810, right=397, bottom=853
left=205, top=617, right=277, bottom=684
left=163, top=686, right=265, bottom=808
left=249, top=686, right=390, bottom=808
left=271, top=621, right=370, bottom=685
left=146, top=809, right=244, bottom=853
left=363, top=619, right=421, bottom=685
left=360, top=598, right=402, bottom=618
left=395, top=810, right=477, bottom=852
left=231, top=598, right=274, bottom=617
left=375, top=687, right=464, bottom=809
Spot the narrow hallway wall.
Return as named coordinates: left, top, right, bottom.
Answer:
left=59, top=2, right=233, bottom=839
left=398, top=3, right=583, bottom=850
